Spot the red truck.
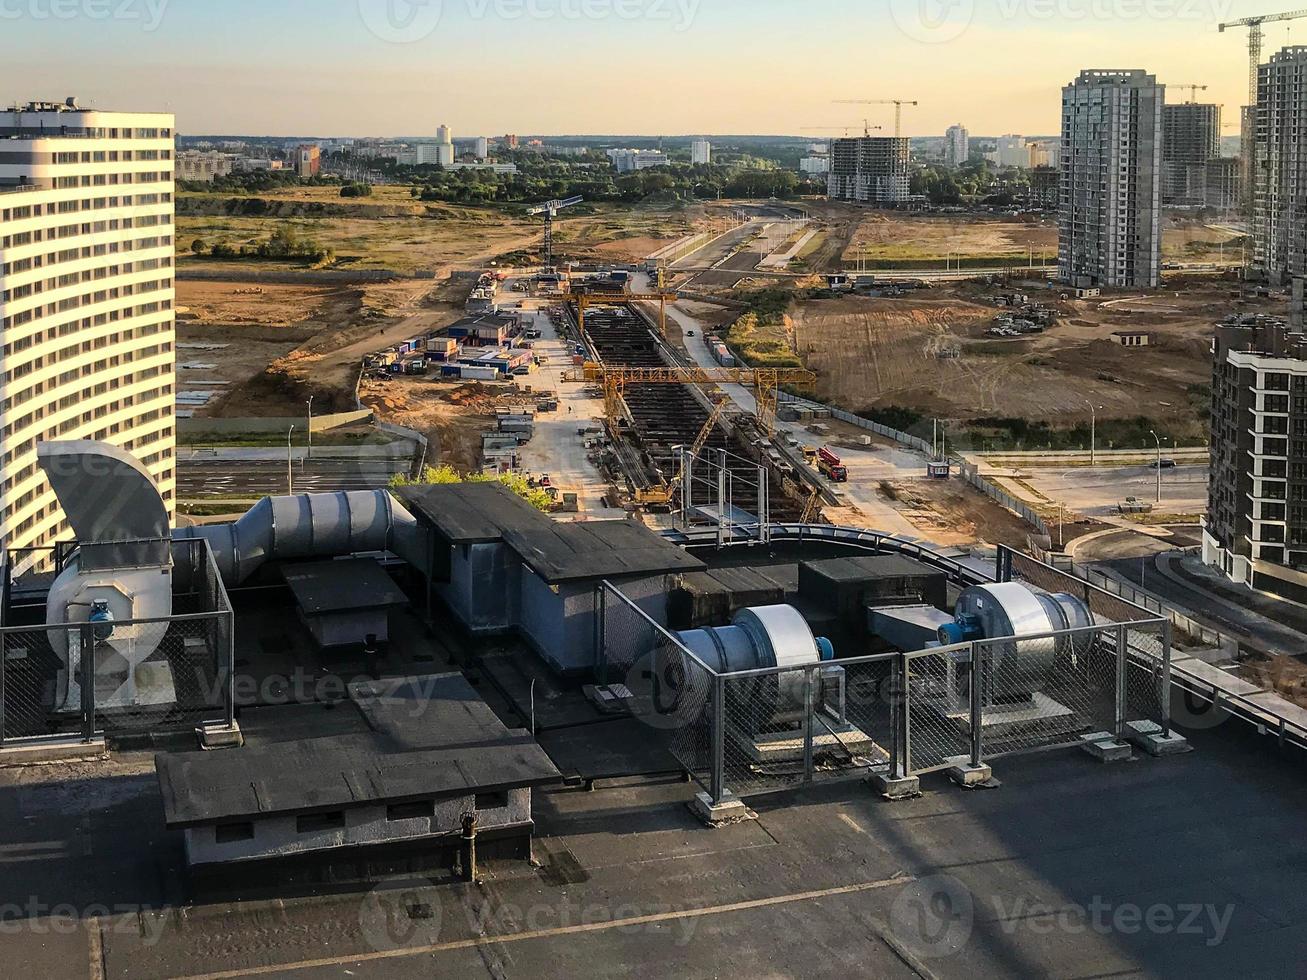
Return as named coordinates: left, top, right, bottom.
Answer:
left=817, top=447, right=848, bottom=483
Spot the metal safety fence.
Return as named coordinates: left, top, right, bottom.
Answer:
left=0, top=539, right=234, bottom=746
left=596, top=571, right=1173, bottom=804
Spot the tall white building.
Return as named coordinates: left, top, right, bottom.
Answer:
left=944, top=124, right=969, bottom=168
left=436, top=124, right=454, bottom=167
left=993, top=135, right=1030, bottom=169
left=474, top=136, right=489, bottom=160
left=607, top=149, right=669, bottom=172
left=0, top=100, right=177, bottom=557
left=691, top=139, right=712, bottom=165
left=1254, top=47, right=1307, bottom=285
left=1059, top=69, right=1164, bottom=289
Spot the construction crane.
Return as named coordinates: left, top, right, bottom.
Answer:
left=1220, top=10, right=1307, bottom=220
left=638, top=397, right=730, bottom=508
left=802, top=122, right=883, bottom=138
left=564, top=365, right=817, bottom=436
left=1173, top=83, right=1209, bottom=104
left=527, top=195, right=583, bottom=272
left=552, top=291, right=681, bottom=336
left=833, top=99, right=919, bottom=137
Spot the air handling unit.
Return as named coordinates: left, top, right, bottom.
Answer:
left=660, top=604, right=881, bottom=765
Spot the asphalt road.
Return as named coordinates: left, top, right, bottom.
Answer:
left=178, top=457, right=410, bottom=497
left=1012, top=464, right=1209, bottom=519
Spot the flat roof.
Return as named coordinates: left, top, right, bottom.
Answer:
left=397, top=481, right=554, bottom=545
left=281, top=558, right=408, bottom=616
left=504, top=519, right=704, bottom=584
left=155, top=674, right=561, bottom=828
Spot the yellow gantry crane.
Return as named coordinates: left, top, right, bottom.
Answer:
left=564, top=364, right=817, bottom=437
left=550, top=291, right=681, bottom=336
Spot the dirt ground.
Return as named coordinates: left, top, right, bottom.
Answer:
left=792, top=276, right=1277, bottom=439
left=844, top=213, right=1058, bottom=263
left=877, top=477, right=1039, bottom=549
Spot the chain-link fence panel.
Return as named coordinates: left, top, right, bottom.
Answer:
left=814, top=655, right=899, bottom=781
left=1122, top=623, right=1171, bottom=734
left=905, top=647, right=974, bottom=775
left=91, top=613, right=231, bottom=736
left=718, top=664, right=820, bottom=796
left=1, top=625, right=82, bottom=742
left=1003, top=548, right=1153, bottom=625
left=973, top=627, right=1117, bottom=758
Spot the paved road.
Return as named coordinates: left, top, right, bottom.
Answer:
left=178, top=457, right=410, bottom=497
left=1002, top=464, right=1208, bottom=519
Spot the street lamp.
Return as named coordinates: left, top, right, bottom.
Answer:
left=306, top=396, right=314, bottom=462
left=287, top=425, right=296, bottom=496
left=1148, top=429, right=1162, bottom=504
left=1086, top=400, right=1097, bottom=466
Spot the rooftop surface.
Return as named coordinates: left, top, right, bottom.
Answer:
left=281, top=559, right=409, bottom=616
left=4, top=721, right=1307, bottom=979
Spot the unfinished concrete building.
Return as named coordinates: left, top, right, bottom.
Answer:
left=827, top=136, right=910, bottom=205
left=1254, top=47, right=1307, bottom=285
left=1162, top=102, right=1221, bottom=205
left=1058, top=69, right=1164, bottom=289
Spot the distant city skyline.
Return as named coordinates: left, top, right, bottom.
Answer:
left=3, top=0, right=1283, bottom=136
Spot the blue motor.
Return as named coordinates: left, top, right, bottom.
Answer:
left=88, top=600, right=115, bottom=643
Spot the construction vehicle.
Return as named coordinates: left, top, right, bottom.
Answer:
left=817, top=447, right=848, bottom=483
left=801, top=446, right=819, bottom=464
left=634, top=398, right=730, bottom=510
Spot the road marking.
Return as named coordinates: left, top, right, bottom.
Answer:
left=171, top=875, right=914, bottom=980
left=87, top=917, right=104, bottom=980
left=839, top=812, right=867, bottom=835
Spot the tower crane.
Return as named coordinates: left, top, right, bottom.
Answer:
left=527, top=195, right=584, bottom=272
left=1220, top=10, right=1307, bottom=221
left=833, top=99, right=919, bottom=137
left=1173, top=83, right=1209, bottom=104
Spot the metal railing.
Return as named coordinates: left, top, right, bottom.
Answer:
left=0, top=537, right=234, bottom=746
left=595, top=574, right=1172, bottom=804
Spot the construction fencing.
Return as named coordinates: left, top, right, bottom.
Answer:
left=0, top=538, right=234, bottom=746
left=596, top=569, right=1172, bottom=803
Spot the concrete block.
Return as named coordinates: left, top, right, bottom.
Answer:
left=945, top=758, right=993, bottom=788
left=0, top=737, right=107, bottom=768
left=870, top=771, right=921, bottom=801
left=687, top=791, right=756, bottom=828
left=197, top=722, right=244, bottom=750
left=1079, top=732, right=1133, bottom=763
left=1124, top=720, right=1192, bottom=757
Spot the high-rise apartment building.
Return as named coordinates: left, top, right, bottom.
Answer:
left=944, top=124, right=969, bottom=168
left=1162, top=102, right=1221, bottom=205
left=1254, top=47, right=1307, bottom=285
left=690, top=139, right=712, bottom=165
left=0, top=99, right=176, bottom=560
left=1203, top=302, right=1307, bottom=604
left=827, top=137, right=910, bottom=204
left=1059, top=69, right=1164, bottom=289
left=993, top=135, right=1029, bottom=169
left=296, top=144, right=320, bottom=178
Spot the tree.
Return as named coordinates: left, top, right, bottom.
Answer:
left=190, top=238, right=207, bottom=255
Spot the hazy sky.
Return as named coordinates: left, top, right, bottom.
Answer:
left=2, top=0, right=1289, bottom=137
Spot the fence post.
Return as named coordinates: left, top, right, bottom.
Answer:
left=1114, top=625, right=1129, bottom=739
left=594, top=584, right=607, bottom=685
left=710, top=674, right=726, bottom=804
left=1161, top=620, right=1174, bottom=739
left=803, top=667, right=815, bottom=785
left=970, top=642, right=984, bottom=767
left=0, top=632, right=6, bottom=747
left=224, top=610, right=236, bottom=729
left=80, top=625, right=96, bottom=744
left=901, top=654, right=913, bottom=776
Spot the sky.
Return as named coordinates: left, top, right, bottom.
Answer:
left=1, top=0, right=1294, bottom=137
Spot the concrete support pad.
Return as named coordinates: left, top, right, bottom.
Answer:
left=945, top=759, right=994, bottom=788
left=870, top=771, right=921, bottom=801
left=1124, top=720, right=1192, bottom=757
left=1079, top=731, right=1133, bottom=763
left=197, top=722, right=244, bottom=751
left=688, top=790, right=756, bottom=828
left=0, top=737, right=106, bottom=768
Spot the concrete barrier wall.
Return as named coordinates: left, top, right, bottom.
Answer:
left=179, top=410, right=373, bottom=436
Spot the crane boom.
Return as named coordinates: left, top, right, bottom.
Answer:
left=527, top=195, right=584, bottom=271
left=833, top=99, right=919, bottom=137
